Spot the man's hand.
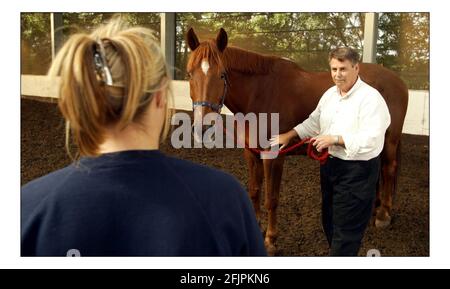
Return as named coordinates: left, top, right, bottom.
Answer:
left=270, top=130, right=298, bottom=150
left=311, top=135, right=338, bottom=152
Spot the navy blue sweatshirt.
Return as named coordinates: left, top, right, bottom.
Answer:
left=21, top=150, right=266, bottom=256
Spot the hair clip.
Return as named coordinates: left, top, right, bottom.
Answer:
left=94, top=38, right=113, bottom=86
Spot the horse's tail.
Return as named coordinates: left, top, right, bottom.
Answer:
left=393, top=137, right=402, bottom=198
left=376, top=135, right=402, bottom=208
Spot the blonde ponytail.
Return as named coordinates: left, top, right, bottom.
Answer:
left=48, top=16, right=172, bottom=158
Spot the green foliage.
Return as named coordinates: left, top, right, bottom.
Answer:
left=21, top=13, right=51, bottom=75
left=377, top=13, right=429, bottom=89
left=21, top=12, right=429, bottom=89
left=176, top=12, right=429, bottom=89
left=21, top=13, right=160, bottom=75
left=176, top=13, right=365, bottom=79
left=61, top=13, right=160, bottom=36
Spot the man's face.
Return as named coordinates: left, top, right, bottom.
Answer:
left=329, top=58, right=359, bottom=93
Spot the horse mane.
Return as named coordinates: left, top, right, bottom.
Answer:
left=223, top=46, right=280, bottom=74
left=187, top=40, right=280, bottom=75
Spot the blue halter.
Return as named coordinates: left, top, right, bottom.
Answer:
left=192, top=72, right=228, bottom=113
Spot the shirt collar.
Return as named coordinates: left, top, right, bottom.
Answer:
left=336, top=76, right=362, bottom=99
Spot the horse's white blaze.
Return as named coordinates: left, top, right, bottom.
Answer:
left=201, top=59, right=210, bottom=75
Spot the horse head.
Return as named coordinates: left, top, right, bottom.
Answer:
left=186, top=28, right=229, bottom=143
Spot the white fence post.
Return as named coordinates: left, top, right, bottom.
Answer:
left=160, top=13, right=176, bottom=79
left=362, top=13, right=378, bottom=63
left=50, top=13, right=63, bottom=61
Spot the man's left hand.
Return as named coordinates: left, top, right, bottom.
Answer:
left=311, top=135, right=336, bottom=152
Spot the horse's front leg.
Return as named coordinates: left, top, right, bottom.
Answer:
left=263, top=155, right=286, bottom=256
left=244, top=149, right=264, bottom=224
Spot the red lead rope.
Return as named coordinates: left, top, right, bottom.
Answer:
left=222, top=127, right=329, bottom=164
left=246, top=138, right=329, bottom=164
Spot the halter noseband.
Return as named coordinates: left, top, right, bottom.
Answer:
left=192, top=72, right=228, bottom=113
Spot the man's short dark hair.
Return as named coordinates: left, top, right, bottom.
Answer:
left=329, top=47, right=360, bottom=65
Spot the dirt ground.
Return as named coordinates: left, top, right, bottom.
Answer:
left=21, top=98, right=429, bottom=256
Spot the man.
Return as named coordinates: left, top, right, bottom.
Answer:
left=270, top=47, right=391, bottom=256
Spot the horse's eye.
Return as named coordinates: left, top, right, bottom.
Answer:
left=186, top=72, right=192, bottom=79
left=220, top=73, right=225, bottom=79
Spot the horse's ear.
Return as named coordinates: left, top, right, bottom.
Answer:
left=187, top=28, right=200, bottom=51
left=216, top=28, right=228, bottom=52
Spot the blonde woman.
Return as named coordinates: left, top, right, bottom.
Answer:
left=21, top=18, right=266, bottom=256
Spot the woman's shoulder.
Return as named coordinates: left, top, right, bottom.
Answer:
left=22, top=165, right=75, bottom=196
left=21, top=164, right=77, bottom=219
left=21, top=152, right=248, bottom=215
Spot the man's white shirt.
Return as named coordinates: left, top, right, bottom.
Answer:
left=294, top=77, right=391, bottom=161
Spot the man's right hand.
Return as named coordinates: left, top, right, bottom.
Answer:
left=269, top=129, right=298, bottom=150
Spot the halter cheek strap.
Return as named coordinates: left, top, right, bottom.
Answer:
left=192, top=72, right=228, bottom=113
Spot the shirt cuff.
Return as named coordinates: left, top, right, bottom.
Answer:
left=341, top=133, right=359, bottom=159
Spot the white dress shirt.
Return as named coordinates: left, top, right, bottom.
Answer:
left=294, top=77, right=391, bottom=161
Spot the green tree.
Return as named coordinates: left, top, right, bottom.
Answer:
left=21, top=13, right=160, bottom=75
left=21, top=13, right=428, bottom=89
left=21, top=13, right=51, bottom=75
left=378, top=13, right=429, bottom=89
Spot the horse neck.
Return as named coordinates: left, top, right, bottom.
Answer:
left=221, top=48, right=279, bottom=113
left=223, top=71, right=256, bottom=114
left=223, top=63, right=309, bottom=114
left=223, top=64, right=334, bottom=131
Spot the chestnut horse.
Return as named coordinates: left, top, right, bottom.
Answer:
left=186, top=28, right=408, bottom=255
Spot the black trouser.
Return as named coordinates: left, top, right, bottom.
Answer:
left=320, top=155, right=380, bottom=256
